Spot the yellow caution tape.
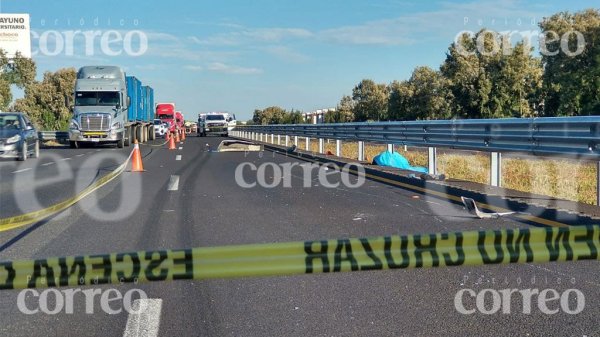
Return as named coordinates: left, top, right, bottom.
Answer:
left=1, top=225, right=598, bottom=290
left=0, top=151, right=134, bottom=232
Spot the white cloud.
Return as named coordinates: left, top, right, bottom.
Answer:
left=263, top=46, right=310, bottom=63
left=319, top=0, right=549, bottom=45
left=207, top=62, right=262, bottom=75
left=184, top=65, right=203, bottom=71
left=190, top=27, right=313, bottom=46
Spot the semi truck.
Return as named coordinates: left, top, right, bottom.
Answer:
left=156, top=103, right=176, bottom=132
left=68, top=66, right=155, bottom=148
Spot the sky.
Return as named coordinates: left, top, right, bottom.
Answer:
left=1, top=0, right=597, bottom=121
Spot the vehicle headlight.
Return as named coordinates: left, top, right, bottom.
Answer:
left=111, top=122, right=122, bottom=129
left=6, top=134, right=21, bottom=144
left=69, top=119, right=79, bottom=130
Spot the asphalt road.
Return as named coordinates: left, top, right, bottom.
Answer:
left=0, top=135, right=598, bottom=336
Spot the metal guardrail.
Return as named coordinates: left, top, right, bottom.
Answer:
left=233, top=117, right=600, bottom=205
left=234, top=117, right=600, bottom=159
left=38, top=131, right=69, bottom=142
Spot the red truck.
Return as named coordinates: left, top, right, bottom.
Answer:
left=175, top=111, right=184, bottom=130
left=156, top=103, right=176, bottom=132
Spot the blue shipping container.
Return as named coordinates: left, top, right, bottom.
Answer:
left=144, top=86, right=155, bottom=121
left=126, top=76, right=141, bottom=122
left=138, top=83, right=146, bottom=121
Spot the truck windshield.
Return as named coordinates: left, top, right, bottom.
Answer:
left=158, top=114, right=172, bottom=120
left=206, top=115, right=225, bottom=121
left=75, top=92, right=120, bottom=106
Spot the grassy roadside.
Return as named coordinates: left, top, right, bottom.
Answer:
left=283, top=137, right=597, bottom=205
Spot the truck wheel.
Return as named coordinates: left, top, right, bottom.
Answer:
left=117, top=136, right=124, bottom=148
left=141, top=125, right=147, bottom=143
left=124, top=127, right=131, bottom=147
left=150, top=126, right=156, bottom=141
left=135, top=125, right=142, bottom=143
left=69, top=141, right=79, bottom=149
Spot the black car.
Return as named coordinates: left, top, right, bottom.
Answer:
left=0, top=112, right=39, bottom=161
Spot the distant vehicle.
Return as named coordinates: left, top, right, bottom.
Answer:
left=156, top=103, right=176, bottom=132
left=224, top=113, right=237, bottom=131
left=0, top=112, right=39, bottom=161
left=68, top=66, right=156, bottom=149
left=153, top=119, right=167, bottom=137
left=198, top=113, right=228, bottom=137
left=175, top=111, right=184, bottom=130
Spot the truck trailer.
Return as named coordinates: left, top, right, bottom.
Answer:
left=68, top=66, right=156, bottom=148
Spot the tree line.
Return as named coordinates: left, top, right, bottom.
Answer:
left=252, top=9, right=599, bottom=124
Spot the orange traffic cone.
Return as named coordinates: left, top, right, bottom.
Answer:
left=165, top=131, right=170, bottom=141
left=175, top=131, right=180, bottom=143
left=131, top=140, right=144, bottom=172
left=168, top=134, right=176, bottom=150
left=181, top=129, right=186, bottom=141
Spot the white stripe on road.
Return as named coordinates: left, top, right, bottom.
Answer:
left=12, top=168, right=32, bottom=174
left=123, top=299, right=163, bottom=337
left=178, top=147, right=183, bottom=150
left=167, top=175, right=179, bottom=191
left=76, top=154, right=85, bottom=157
left=175, top=155, right=182, bottom=161
left=59, top=157, right=72, bottom=161
left=41, top=162, right=56, bottom=167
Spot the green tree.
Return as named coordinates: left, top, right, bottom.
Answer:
left=0, top=50, right=36, bottom=110
left=12, top=68, right=77, bottom=130
left=539, top=9, right=600, bottom=116
left=352, top=79, right=389, bottom=121
left=325, top=95, right=355, bottom=123
left=441, top=30, right=542, bottom=118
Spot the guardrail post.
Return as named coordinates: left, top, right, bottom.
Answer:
left=336, top=140, right=341, bottom=157
left=358, top=141, right=365, bottom=161
left=387, top=144, right=394, bottom=153
left=490, top=152, right=502, bottom=187
left=277, top=135, right=281, bottom=145
left=597, top=162, right=600, bottom=206
left=285, top=135, right=289, bottom=147
left=428, top=147, right=437, bottom=175
left=319, top=138, right=324, bottom=154
left=294, top=136, right=298, bottom=147
left=305, top=137, right=310, bottom=151
left=271, top=134, right=274, bottom=144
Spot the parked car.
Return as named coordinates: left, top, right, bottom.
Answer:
left=0, top=112, right=39, bottom=161
left=153, top=119, right=166, bottom=137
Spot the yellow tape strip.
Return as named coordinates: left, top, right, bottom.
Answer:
left=0, top=151, right=134, bottom=232
left=0, top=225, right=598, bottom=290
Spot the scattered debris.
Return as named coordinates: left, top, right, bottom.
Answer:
left=461, top=197, right=519, bottom=219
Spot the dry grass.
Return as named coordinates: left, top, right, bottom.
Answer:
left=282, top=138, right=597, bottom=205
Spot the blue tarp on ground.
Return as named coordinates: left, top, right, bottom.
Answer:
left=373, top=151, right=428, bottom=173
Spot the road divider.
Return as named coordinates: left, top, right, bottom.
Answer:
left=0, top=150, right=135, bottom=232
left=0, top=225, right=598, bottom=290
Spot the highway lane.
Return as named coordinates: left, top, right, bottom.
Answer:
left=0, top=135, right=598, bottom=336
left=0, top=140, right=165, bottom=220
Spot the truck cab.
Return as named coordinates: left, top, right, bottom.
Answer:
left=69, top=66, right=128, bottom=148
left=156, top=103, right=176, bottom=132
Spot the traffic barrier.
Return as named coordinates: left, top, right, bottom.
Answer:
left=0, top=225, right=598, bottom=290
left=0, top=149, right=135, bottom=232
left=131, top=140, right=144, bottom=172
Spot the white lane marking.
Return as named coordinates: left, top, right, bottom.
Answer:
left=76, top=153, right=85, bottom=157
left=179, top=142, right=183, bottom=145
left=96, top=149, right=102, bottom=152
left=123, top=299, right=163, bottom=337
left=41, top=162, right=56, bottom=166
left=175, top=155, right=182, bottom=161
left=12, top=168, right=32, bottom=174
left=178, top=147, right=183, bottom=150
left=59, top=157, right=72, bottom=161
left=167, top=175, right=180, bottom=191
